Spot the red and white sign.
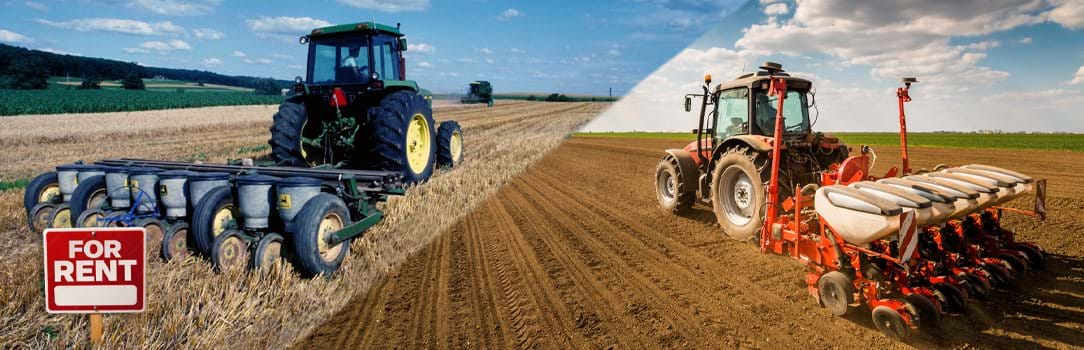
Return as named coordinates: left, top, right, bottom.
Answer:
left=897, top=210, right=919, bottom=264
left=43, top=228, right=146, bottom=313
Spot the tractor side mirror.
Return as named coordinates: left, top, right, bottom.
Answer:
left=684, top=96, right=692, bottom=112
left=399, top=38, right=408, bottom=51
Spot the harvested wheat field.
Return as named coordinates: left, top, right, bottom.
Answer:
left=0, top=101, right=608, bottom=348
left=298, top=136, right=1084, bottom=349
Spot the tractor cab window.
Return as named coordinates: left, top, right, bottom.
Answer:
left=754, top=89, right=809, bottom=137
left=372, top=36, right=401, bottom=81
left=308, top=37, right=371, bottom=85
left=715, top=88, right=749, bottom=140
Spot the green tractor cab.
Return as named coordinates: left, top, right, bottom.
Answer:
left=461, top=80, right=494, bottom=107
left=271, top=21, right=464, bottom=183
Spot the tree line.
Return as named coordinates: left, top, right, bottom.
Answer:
left=0, top=44, right=288, bottom=93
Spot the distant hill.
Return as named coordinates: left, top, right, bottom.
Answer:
left=0, top=44, right=291, bottom=89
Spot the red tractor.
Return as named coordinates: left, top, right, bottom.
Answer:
left=656, top=63, right=1048, bottom=340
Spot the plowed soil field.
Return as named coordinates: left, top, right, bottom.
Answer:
left=299, top=136, right=1084, bottom=349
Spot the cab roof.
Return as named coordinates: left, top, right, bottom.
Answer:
left=714, top=70, right=812, bottom=92
left=310, top=21, right=403, bottom=37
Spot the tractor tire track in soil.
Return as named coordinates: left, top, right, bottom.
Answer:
left=299, top=137, right=1084, bottom=349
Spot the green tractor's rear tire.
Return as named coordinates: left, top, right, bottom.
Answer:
left=436, top=121, right=463, bottom=168
left=363, top=91, right=436, bottom=183
left=291, top=194, right=352, bottom=277
left=24, top=172, right=60, bottom=214
left=268, top=98, right=308, bottom=167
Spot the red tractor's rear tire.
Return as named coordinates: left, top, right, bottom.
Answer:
left=711, top=148, right=765, bottom=241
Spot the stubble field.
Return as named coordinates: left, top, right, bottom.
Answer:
left=0, top=101, right=607, bottom=348
left=299, top=136, right=1084, bottom=349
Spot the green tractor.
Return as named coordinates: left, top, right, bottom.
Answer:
left=271, top=22, right=464, bottom=183
left=460, top=80, right=494, bottom=107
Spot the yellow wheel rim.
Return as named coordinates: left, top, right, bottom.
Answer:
left=81, top=212, right=103, bottom=228
left=262, top=240, right=282, bottom=267
left=53, top=208, right=71, bottom=228
left=317, top=212, right=344, bottom=262
left=212, top=205, right=235, bottom=237
left=406, top=114, right=431, bottom=175
left=450, top=131, right=463, bottom=162
left=300, top=120, right=311, bottom=164
left=39, top=185, right=60, bottom=202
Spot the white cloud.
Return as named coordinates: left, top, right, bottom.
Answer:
left=243, top=58, right=273, bottom=65
left=129, top=0, right=221, bottom=16
left=476, top=47, right=493, bottom=55
left=246, top=16, right=330, bottom=42
left=231, top=50, right=247, bottom=57
left=485, top=58, right=495, bottom=64
left=764, top=3, right=788, bottom=16
left=336, top=0, right=429, bottom=12
left=0, top=29, right=31, bottom=43
left=246, top=16, right=330, bottom=33
left=417, top=61, right=433, bottom=68
left=1049, top=0, right=1084, bottom=29
left=193, top=28, right=224, bottom=40
left=407, top=43, right=436, bottom=54
left=1070, top=66, right=1084, bottom=85
left=607, top=48, right=622, bottom=57
left=39, top=47, right=79, bottom=55
left=125, top=39, right=192, bottom=54
left=507, top=48, right=525, bottom=54
left=201, top=57, right=222, bottom=67
left=35, top=18, right=186, bottom=36
left=1016, top=37, right=1033, bottom=44
left=497, top=8, right=524, bottom=21
left=271, top=53, right=292, bottom=59
left=25, top=1, right=49, bottom=11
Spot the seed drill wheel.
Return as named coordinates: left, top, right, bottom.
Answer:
left=817, top=271, right=855, bottom=316
left=964, top=274, right=990, bottom=301
left=871, top=306, right=912, bottom=340
left=655, top=155, right=694, bottom=214
left=904, top=293, right=940, bottom=329
left=47, top=204, right=72, bottom=229
left=1015, top=245, right=1045, bottom=270
left=998, top=253, right=1028, bottom=274
left=75, top=209, right=107, bottom=228
left=364, top=91, right=436, bottom=184
left=162, top=222, right=191, bottom=261
left=24, top=171, right=60, bottom=213
left=932, top=282, right=967, bottom=312
left=191, top=186, right=238, bottom=256
left=983, top=262, right=1012, bottom=287
left=135, top=218, right=165, bottom=254
left=711, top=148, right=765, bottom=240
left=436, top=121, right=464, bottom=168
left=28, top=202, right=56, bottom=232
left=292, top=194, right=353, bottom=277
left=68, top=175, right=107, bottom=222
left=212, top=230, right=249, bottom=271
left=253, top=233, right=285, bottom=271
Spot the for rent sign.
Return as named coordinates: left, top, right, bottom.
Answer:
left=43, top=228, right=146, bottom=313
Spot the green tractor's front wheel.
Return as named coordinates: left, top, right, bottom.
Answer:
left=363, top=91, right=436, bottom=183
left=436, top=121, right=464, bottom=168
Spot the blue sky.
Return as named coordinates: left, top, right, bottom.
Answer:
left=584, top=0, right=1084, bottom=132
left=0, top=0, right=746, bottom=94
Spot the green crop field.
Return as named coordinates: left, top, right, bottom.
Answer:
left=574, top=132, right=1084, bottom=152
left=0, top=88, right=282, bottom=116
